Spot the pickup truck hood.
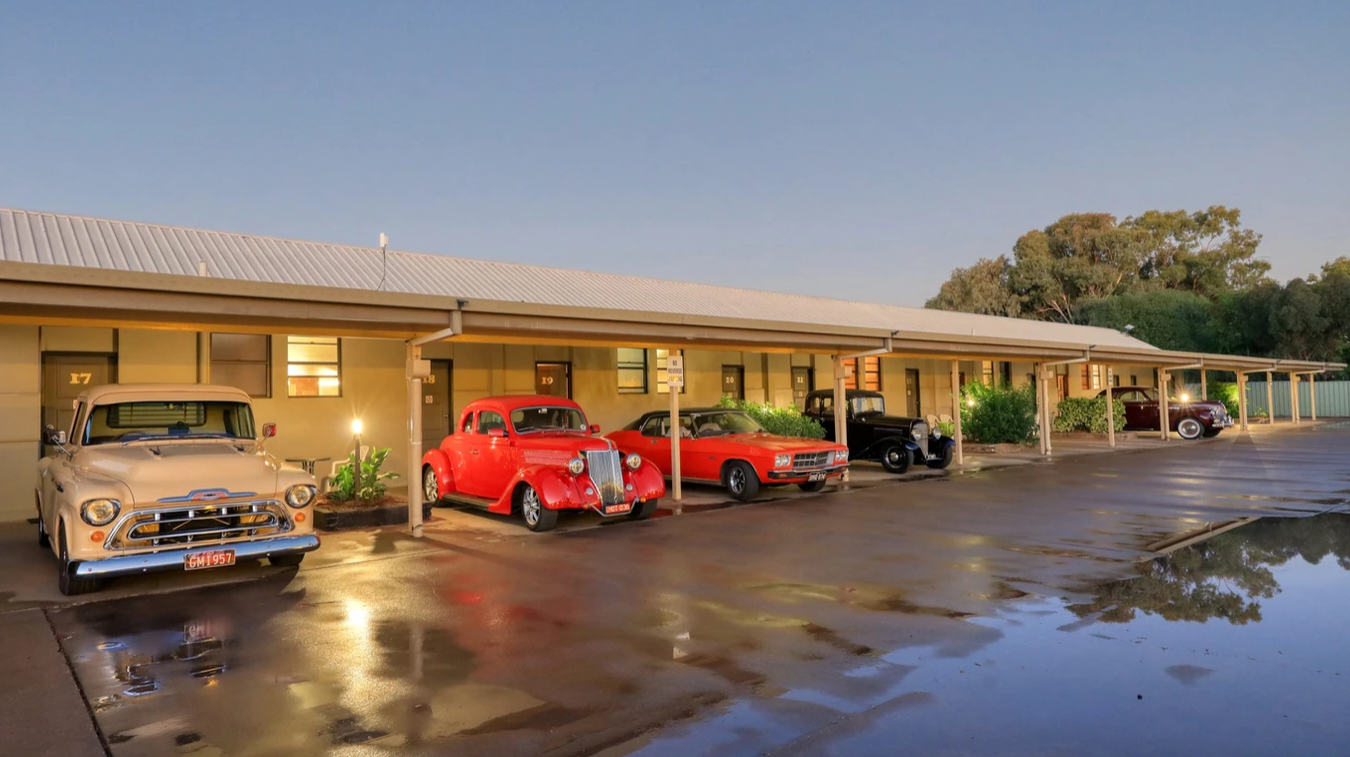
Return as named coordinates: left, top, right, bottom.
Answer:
left=78, top=442, right=279, bottom=507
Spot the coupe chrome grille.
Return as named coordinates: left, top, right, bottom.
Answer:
left=912, top=421, right=930, bottom=457
left=791, top=451, right=832, bottom=471
left=584, top=450, right=626, bottom=506
left=107, top=501, right=291, bottom=550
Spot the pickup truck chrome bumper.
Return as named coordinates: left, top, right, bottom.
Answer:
left=72, top=534, right=321, bottom=578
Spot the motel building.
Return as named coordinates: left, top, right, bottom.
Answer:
left=0, top=208, right=1341, bottom=527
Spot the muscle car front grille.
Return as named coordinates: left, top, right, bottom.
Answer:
left=584, top=450, right=626, bottom=506
left=107, top=501, right=291, bottom=550
left=791, top=451, right=832, bottom=471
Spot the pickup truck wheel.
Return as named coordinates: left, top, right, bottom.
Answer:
left=519, top=485, right=558, bottom=532
left=57, top=522, right=102, bottom=597
left=925, top=444, right=954, bottom=470
left=269, top=554, right=305, bottom=567
left=724, top=461, right=760, bottom=502
left=797, top=480, right=827, bottom=493
left=880, top=443, right=912, bottom=474
left=628, top=498, right=658, bottom=520
left=422, top=466, right=442, bottom=504
left=1177, top=417, right=1204, bottom=440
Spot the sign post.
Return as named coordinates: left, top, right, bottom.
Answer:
left=667, top=354, right=684, bottom=505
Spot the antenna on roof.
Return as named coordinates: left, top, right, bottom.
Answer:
left=377, top=233, right=388, bottom=291
left=1122, top=324, right=1135, bottom=334
left=198, top=260, right=208, bottom=277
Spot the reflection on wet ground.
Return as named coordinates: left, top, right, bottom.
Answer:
left=42, top=427, right=1350, bottom=756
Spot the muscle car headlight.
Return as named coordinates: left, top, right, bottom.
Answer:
left=774, top=454, right=791, bottom=468
left=80, top=498, right=121, bottom=527
left=285, top=484, right=317, bottom=508
left=568, top=457, right=586, bottom=476
left=834, top=449, right=849, bottom=463
left=625, top=453, right=642, bottom=471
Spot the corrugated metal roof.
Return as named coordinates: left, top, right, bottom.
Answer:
left=0, top=207, right=1155, bottom=350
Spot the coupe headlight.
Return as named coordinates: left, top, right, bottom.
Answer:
left=911, top=428, right=923, bottom=440
left=285, top=484, right=316, bottom=508
left=625, top=453, right=642, bottom=471
left=568, top=457, right=586, bottom=476
left=931, top=428, right=942, bottom=439
left=774, top=454, right=791, bottom=468
left=80, top=498, right=121, bottom=527
left=834, top=449, right=849, bottom=464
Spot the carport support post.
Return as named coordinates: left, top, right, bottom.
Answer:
left=407, top=342, right=424, bottom=538
left=1043, top=365, right=1055, bottom=455
left=1158, top=368, right=1171, bottom=441
left=950, top=360, right=963, bottom=466
left=1034, top=364, right=1045, bottom=455
left=1265, top=371, right=1274, bottom=424
left=1238, top=372, right=1249, bottom=431
left=1106, top=366, right=1115, bottom=448
left=670, top=374, right=682, bottom=504
left=1200, top=370, right=1207, bottom=401
left=1310, top=374, right=1317, bottom=420
left=1290, top=374, right=1300, bottom=424
left=832, top=356, right=849, bottom=483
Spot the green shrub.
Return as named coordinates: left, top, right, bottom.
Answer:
left=1053, top=396, right=1127, bottom=434
left=329, top=447, right=400, bottom=503
left=716, top=395, right=826, bottom=439
left=1209, top=382, right=1241, bottom=418
left=937, top=420, right=956, bottom=438
left=959, top=382, right=1038, bottom=444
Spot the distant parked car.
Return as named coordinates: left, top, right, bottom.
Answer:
left=802, top=389, right=954, bottom=473
left=35, top=384, right=320, bottom=596
left=1096, top=386, right=1234, bottom=440
left=421, top=396, right=666, bottom=531
left=608, top=408, right=849, bottom=502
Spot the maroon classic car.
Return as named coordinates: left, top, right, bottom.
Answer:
left=1096, top=386, right=1234, bottom=440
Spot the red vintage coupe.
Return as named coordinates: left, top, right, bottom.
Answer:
left=421, top=396, right=666, bottom=531
left=607, top=408, right=849, bottom=501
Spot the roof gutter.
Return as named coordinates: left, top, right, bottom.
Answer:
left=411, top=307, right=463, bottom=346
left=836, top=336, right=894, bottom=360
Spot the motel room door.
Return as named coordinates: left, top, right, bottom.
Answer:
left=421, top=360, right=453, bottom=453
left=904, top=368, right=921, bottom=417
left=41, top=353, right=117, bottom=456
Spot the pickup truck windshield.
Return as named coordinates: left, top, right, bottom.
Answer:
left=83, top=401, right=257, bottom=445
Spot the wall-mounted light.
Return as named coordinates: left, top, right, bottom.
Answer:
left=351, top=419, right=364, bottom=435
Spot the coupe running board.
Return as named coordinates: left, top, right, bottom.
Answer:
left=439, top=493, right=497, bottom=509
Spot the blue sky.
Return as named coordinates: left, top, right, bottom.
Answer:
left=2, top=1, right=1346, bottom=306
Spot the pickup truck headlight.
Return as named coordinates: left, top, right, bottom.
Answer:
left=625, top=453, right=643, bottom=471
left=834, top=449, right=849, bottom=464
left=285, top=484, right=316, bottom=508
left=774, top=454, right=791, bottom=468
left=80, top=498, right=121, bottom=527
left=568, top=457, right=586, bottom=476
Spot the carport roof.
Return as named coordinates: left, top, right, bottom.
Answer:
left=0, top=207, right=1341, bottom=372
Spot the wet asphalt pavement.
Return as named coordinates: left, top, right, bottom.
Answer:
left=20, top=425, right=1350, bottom=756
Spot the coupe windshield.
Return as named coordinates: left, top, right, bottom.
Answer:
left=851, top=396, right=885, bottom=415
left=84, top=401, right=257, bottom=445
left=512, top=406, right=587, bottom=434
left=691, top=411, right=764, bottom=437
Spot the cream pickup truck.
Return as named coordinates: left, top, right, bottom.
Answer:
left=36, top=384, right=320, bottom=595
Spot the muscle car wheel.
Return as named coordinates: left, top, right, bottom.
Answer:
left=422, top=466, right=442, bottom=504
left=724, top=461, right=760, bottom=502
left=1176, top=417, right=1204, bottom=440
left=519, top=485, right=558, bottom=532
left=797, top=480, right=827, bottom=493
left=57, top=521, right=102, bottom=596
left=880, top=443, right=912, bottom=474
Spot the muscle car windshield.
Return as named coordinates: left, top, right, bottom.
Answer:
left=83, top=401, right=257, bottom=445
left=691, top=411, right=764, bottom=437
left=511, top=406, right=588, bottom=434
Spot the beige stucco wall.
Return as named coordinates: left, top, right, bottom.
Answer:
left=0, top=326, right=41, bottom=521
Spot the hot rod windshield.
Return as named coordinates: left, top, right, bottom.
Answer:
left=511, top=406, right=588, bottom=434
left=851, top=396, right=885, bottom=415
left=83, top=401, right=257, bottom=445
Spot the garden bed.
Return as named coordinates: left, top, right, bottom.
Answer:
left=314, top=496, right=430, bottom=531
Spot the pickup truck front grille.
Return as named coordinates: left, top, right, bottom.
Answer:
left=106, top=501, right=292, bottom=550
left=791, top=451, right=832, bottom=471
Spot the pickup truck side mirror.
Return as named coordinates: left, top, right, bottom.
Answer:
left=261, top=423, right=277, bottom=439
left=44, top=425, right=67, bottom=446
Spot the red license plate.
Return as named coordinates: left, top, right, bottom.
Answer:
left=185, top=549, right=236, bottom=571
left=604, top=503, right=632, bottom=515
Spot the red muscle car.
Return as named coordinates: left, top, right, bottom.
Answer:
left=421, top=396, right=666, bottom=531
left=607, top=408, right=849, bottom=501
left=1096, top=386, right=1235, bottom=440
